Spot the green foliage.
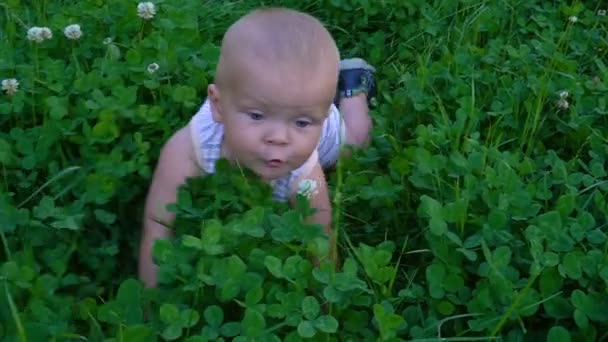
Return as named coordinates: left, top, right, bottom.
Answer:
left=148, top=164, right=391, bottom=340
left=2, top=0, right=608, bottom=340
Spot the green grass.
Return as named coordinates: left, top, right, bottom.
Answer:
left=1, top=0, right=608, bottom=340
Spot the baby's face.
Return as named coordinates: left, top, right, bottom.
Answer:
left=210, top=63, right=337, bottom=181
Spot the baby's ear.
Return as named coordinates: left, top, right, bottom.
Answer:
left=207, top=84, right=223, bottom=123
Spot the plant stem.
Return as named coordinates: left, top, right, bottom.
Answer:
left=33, top=44, right=39, bottom=126
left=72, top=43, right=81, bottom=74
left=138, top=21, right=145, bottom=44
left=1, top=163, right=7, bottom=194
left=1, top=229, right=11, bottom=261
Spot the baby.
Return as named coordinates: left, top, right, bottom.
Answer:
left=138, top=7, right=376, bottom=288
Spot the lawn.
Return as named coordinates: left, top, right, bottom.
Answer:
left=1, top=0, right=608, bottom=341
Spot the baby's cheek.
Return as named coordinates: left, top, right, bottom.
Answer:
left=305, top=139, right=319, bottom=155
left=310, top=127, right=323, bottom=144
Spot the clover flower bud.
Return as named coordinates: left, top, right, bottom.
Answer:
left=297, top=179, right=319, bottom=199
left=147, top=63, right=159, bottom=74
left=64, top=24, right=82, bottom=40
left=2, top=78, right=19, bottom=96
left=137, top=2, right=156, bottom=20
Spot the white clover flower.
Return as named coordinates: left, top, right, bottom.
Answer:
left=137, top=2, right=156, bottom=20
left=297, top=179, right=319, bottom=199
left=27, top=26, right=53, bottom=43
left=103, top=37, right=113, bottom=45
left=598, top=9, right=606, bottom=16
left=64, top=24, right=82, bottom=40
left=147, top=63, right=159, bottom=74
left=41, top=27, right=52, bottom=40
left=27, top=27, right=42, bottom=42
left=2, top=78, right=19, bottom=96
left=569, top=16, right=578, bottom=23
left=557, top=98, right=569, bottom=111
left=557, top=90, right=570, bottom=110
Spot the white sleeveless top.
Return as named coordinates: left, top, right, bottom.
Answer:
left=188, top=100, right=345, bottom=202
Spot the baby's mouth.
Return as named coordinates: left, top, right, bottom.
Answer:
left=266, top=159, right=285, bottom=168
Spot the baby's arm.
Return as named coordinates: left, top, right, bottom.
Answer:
left=138, top=126, right=200, bottom=288
left=289, top=161, right=337, bottom=265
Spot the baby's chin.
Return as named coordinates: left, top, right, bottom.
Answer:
left=256, top=165, right=297, bottom=182
left=257, top=169, right=291, bottom=182
left=242, top=158, right=307, bottom=182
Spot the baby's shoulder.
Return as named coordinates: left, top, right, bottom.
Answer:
left=155, top=125, right=200, bottom=178
left=188, top=100, right=224, bottom=174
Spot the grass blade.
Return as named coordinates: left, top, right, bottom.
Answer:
left=4, top=280, right=27, bottom=342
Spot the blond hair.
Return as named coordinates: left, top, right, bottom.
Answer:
left=215, top=7, right=340, bottom=90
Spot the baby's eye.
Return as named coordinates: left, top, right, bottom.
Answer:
left=247, top=112, right=264, bottom=120
left=295, top=119, right=311, bottom=128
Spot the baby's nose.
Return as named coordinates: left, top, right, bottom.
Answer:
left=265, top=125, right=289, bottom=145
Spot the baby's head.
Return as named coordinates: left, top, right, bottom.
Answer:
left=208, top=8, right=340, bottom=180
